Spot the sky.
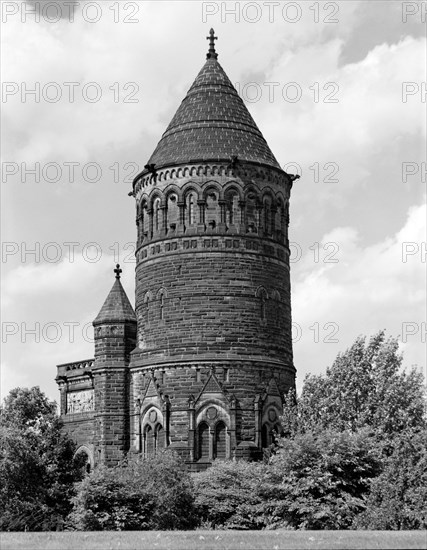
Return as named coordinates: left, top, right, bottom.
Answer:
left=1, top=0, right=426, bottom=403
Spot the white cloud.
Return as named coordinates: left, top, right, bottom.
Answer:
left=1, top=252, right=136, bottom=401
left=292, top=200, right=426, bottom=385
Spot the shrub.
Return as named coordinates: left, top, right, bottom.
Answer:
left=193, top=460, right=285, bottom=530
left=67, top=451, right=198, bottom=531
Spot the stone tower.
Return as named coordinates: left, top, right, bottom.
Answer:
left=129, top=30, right=295, bottom=466
left=91, top=265, right=137, bottom=465
left=56, top=265, right=136, bottom=469
left=56, top=30, right=295, bottom=469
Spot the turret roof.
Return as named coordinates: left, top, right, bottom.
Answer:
left=93, top=265, right=136, bottom=325
left=145, top=30, right=281, bottom=171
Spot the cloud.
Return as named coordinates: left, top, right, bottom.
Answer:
left=292, top=200, right=426, bottom=388
left=1, top=251, right=136, bottom=401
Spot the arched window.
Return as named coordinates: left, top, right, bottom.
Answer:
left=261, top=424, right=271, bottom=448
left=198, top=422, right=210, bottom=460
left=145, top=425, right=155, bottom=457
left=74, top=449, right=92, bottom=474
left=245, top=193, right=257, bottom=233
left=156, top=425, right=164, bottom=450
left=225, top=192, right=239, bottom=226
left=187, top=193, right=195, bottom=226
left=167, top=194, right=179, bottom=232
left=159, top=293, right=164, bottom=320
left=141, top=201, right=149, bottom=237
left=153, top=198, right=161, bottom=233
left=260, top=290, right=267, bottom=321
left=205, top=191, right=219, bottom=229
left=214, top=421, right=226, bottom=459
left=144, top=294, right=150, bottom=325
left=263, top=197, right=272, bottom=235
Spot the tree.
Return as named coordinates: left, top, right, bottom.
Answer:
left=67, top=452, right=198, bottom=531
left=0, top=387, right=84, bottom=531
left=282, top=331, right=425, bottom=437
left=277, top=331, right=426, bottom=530
left=269, top=429, right=382, bottom=529
left=354, top=427, right=427, bottom=530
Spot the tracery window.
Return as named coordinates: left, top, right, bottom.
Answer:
left=143, top=411, right=164, bottom=457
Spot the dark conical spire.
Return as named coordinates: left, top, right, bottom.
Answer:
left=145, top=31, right=281, bottom=171
left=93, top=265, right=136, bottom=325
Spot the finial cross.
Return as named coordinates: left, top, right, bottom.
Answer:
left=114, top=264, right=122, bottom=279
left=206, top=28, right=218, bottom=59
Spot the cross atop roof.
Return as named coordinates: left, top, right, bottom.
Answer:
left=114, top=264, right=122, bottom=279
left=206, top=28, right=218, bottom=60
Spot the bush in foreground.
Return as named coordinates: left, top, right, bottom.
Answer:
left=193, top=460, right=282, bottom=529
left=194, top=430, right=382, bottom=531
left=67, top=452, right=198, bottom=531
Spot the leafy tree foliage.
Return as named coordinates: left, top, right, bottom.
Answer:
left=278, top=331, right=426, bottom=530
left=354, top=428, right=427, bottom=529
left=67, top=452, right=198, bottom=531
left=0, top=387, right=84, bottom=531
left=282, top=331, right=425, bottom=437
left=269, top=430, right=382, bottom=529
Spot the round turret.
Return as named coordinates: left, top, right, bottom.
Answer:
left=129, top=31, right=295, bottom=465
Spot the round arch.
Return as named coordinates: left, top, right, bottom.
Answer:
left=74, top=445, right=94, bottom=474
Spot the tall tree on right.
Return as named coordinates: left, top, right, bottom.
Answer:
left=278, top=330, right=426, bottom=530
left=282, top=330, right=425, bottom=436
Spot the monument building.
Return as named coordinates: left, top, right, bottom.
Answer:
left=56, top=30, right=296, bottom=470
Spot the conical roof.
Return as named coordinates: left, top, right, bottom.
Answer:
left=93, top=266, right=136, bottom=325
left=146, top=33, right=281, bottom=171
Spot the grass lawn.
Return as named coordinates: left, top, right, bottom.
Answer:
left=1, top=530, right=426, bottom=550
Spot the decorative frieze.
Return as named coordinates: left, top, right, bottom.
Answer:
left=66, top=389, right=95, bottom=414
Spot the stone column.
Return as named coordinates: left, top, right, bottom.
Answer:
left=254, top=395, right=262, bottom=448
left=229, top=395, right=237, bottom=457
left=208, top=425, right=213, bottom=461
left=187, top=396, right=195, bottom=461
